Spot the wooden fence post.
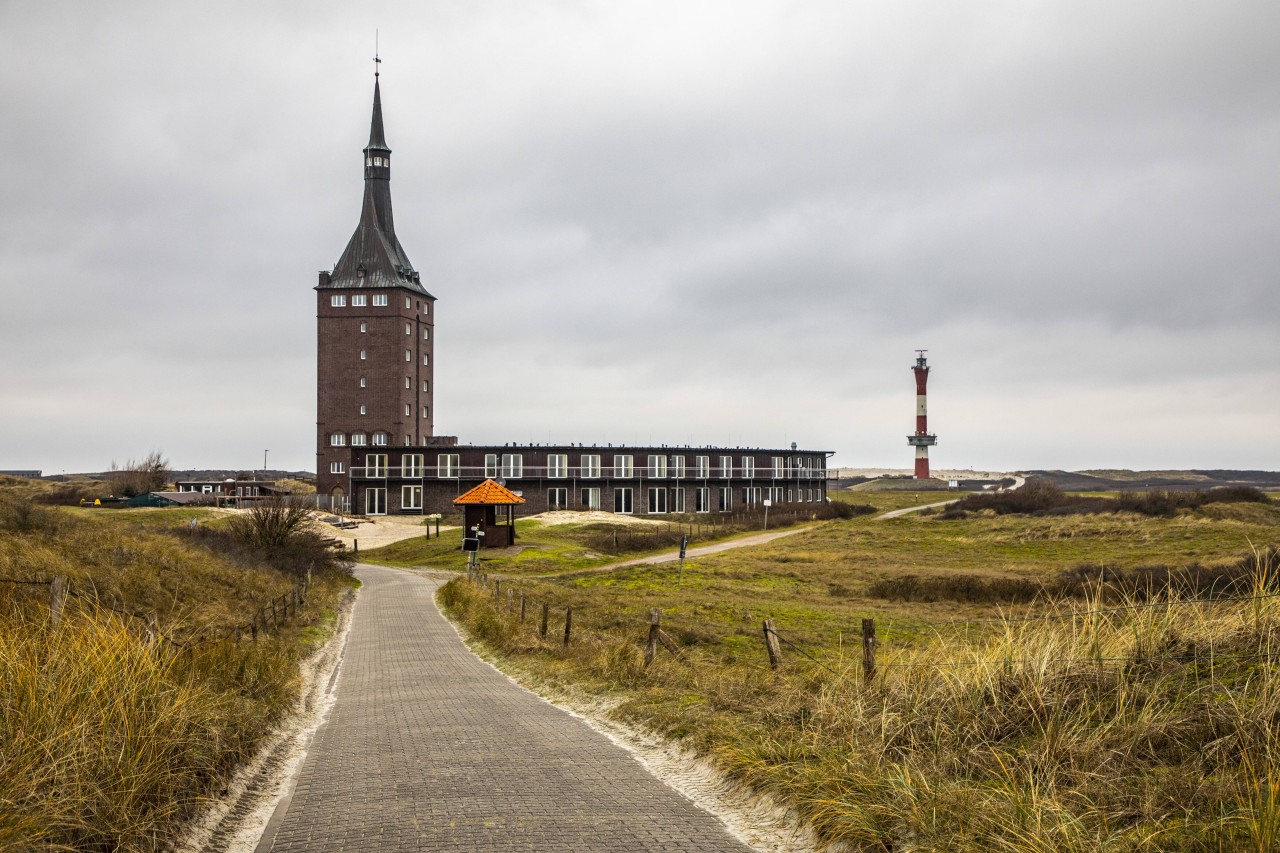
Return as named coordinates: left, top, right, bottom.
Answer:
left=520, top=592, right=526, bottom=622
left=507, top=588, right=513, bottom=613
left=494, top=579, right=501, bottom=606
left=645, top=608, right=661, bottom=668
left=353, top=539, right=358, bottom=555
left=862, top=617, right=877, bottom=684
left=563, top=606, right=573, bottom=649
left=540, top=602, right=549, bottom=639
left=49, top=575, right=68, bottom=630
left=763, top=618, right=782, bottom=670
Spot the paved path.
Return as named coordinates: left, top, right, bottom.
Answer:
left=258, top=564, right=752, bottom=852
left=548, top=526, right=815, bottom=579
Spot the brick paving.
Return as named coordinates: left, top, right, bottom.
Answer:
left=258, top=564, right=753, bottom=852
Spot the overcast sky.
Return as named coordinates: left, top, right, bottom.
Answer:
left=1, top=1, right=1277, bottom=474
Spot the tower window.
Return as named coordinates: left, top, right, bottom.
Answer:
left=359, top=405, right=366, bottom=415
left=423, top=302, right=429, bottom=315
left=352, top=433, right=367, bottom=446
left=372, top=432, right=388, bottom=446
left=330, top=294, right=346, bottom=307
left=405, top=322, right=411, bottom=335
left=330, top=434, right=346, bottom=446
left=405, top=350, right=411, bottom=362
left=359, top=377, right=366, bottom=388
left=405, top=403, right=411, bottom=417
left=404, top=376, right=410, bottom=389
left=423, top=380, right=429, bottom=393
left=423, top=354, right=429, bottom=366
left=422, top=328, right=429, bottom=340
left=405, top=296, right=411, bottom=309
left=360, top=322, right=367, bottom=333
left=372, top=294, right=388, bottom=307
left=352, top=294, right=367, bottom=307
left=360, top=350, right=366, bottom=360
left=330, top=461, right=345, bottom=474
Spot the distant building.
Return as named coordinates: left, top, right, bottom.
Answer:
left=174, top=480, right=287, bottom=504
left=0, top=470, right=42, bottom=479
left=316, top=74, right=830, bottom=516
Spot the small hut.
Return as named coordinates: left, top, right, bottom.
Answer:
left=453, top=479, right=525, bottom=548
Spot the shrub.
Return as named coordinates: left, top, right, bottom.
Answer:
left=0, top=495, right=59, bottom=534
left=814, top=501, right=875, bottom=520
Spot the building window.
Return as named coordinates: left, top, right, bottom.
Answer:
left=331, top=434, right=346, bottom=446
left=365, top=487, right=387, bottom=515
left=647, top=488, right=667, bottom=514
left=360, top=322, right=367, bottom=333
left=581, top=488, right=601, bottom=510
left=743, top=486, right=763, bottom=506
left=422, top=328, right=429, bottom=340
left=720, top=455, right=733, bottom=477
left=614, top=487, right=633, bottom=514
left=613, top=455, right=634, bottom=478
left=671, top=487, right=685, bottom=513
left=484, top=454, right=498, bottom=478
left=404, top=376, right=411, bottom=389
left=695, top=456, right=710, bottom=478
left=331, top=294, right=346, bottom=307
left=404, top=435, right=412, bottom=446
left=403, top=454, right=424, bottom=477
left=405, top=322, right=412, bottom=335
left=500, top=453, right=523, bottom=479
left=405, top=349, right=412, bottom=362
left=548, top=488, right=568, bottom=510
left=372, top=294, right=388, bottom=306
left=367, top=454, right=388, bottom=477
left=402, top=485, right=423, bottom=511
left=372, top=432, right=388, bottom=446
left=352, top=294, right=367, bottom=307
left=423, top=302, right=429, bottom=315
left=742, top=457, right=755, bottom=478
left=330, top=461, right=345, bottom=474
left=422, top=406, right=429, bottom=419
left=718, top=487, right=732, bottom=512
left=438, top=454, right=460, bottom=478
left=581, top=454, right=601, bottom=478
left=404, top=296, right=411, bottom=308
left=360, top=350, right=367, bottom=360
left=359, top=405, right=366, bottom=415
left=423, top=380, right=430, bottom=393
left=352, top=433, right=367, bottom=446
left=359, top=377, right=366, bottom=388
left=647, top=455, right=667, bottom=479
left=671, top=456, right=686, bottom=478
left=695, top=487, right=711, bottom=513
left=405, top=403, right=411, bottom=417
left=548, top=454, right=568, bottom=478
left=773, top=457, right=785, bottom=479
left=423, top=354, right=429, bottom=366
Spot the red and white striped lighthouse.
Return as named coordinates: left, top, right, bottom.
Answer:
left=907, top=350, right=938, bottom=479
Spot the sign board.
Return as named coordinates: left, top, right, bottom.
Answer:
left=462, top=537, right=479, bottom=553
left=763, top=499, right=772, bottom=507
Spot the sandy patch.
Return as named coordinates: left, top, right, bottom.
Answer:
left=533, top=510, right=668, bottom=527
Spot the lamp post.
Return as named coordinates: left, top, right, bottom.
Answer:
left=264, top=449, right=269, bottom=474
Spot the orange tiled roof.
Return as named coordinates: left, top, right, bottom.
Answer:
left=452, top=479, right=526, bottom=506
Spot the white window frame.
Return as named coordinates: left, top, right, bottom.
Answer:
left=405, top=349, right=412, bottom=362
left=360, top=377, right=367, bottom=388
left=330, top=461, right=345, bottom=474
left=331, top=294, right=346, bottom=307
left=405, top=322, right=412, bottom=335
left=671, top=487, right=685, bottom=513
left=351, top=433, right=367, bottom=446
left=648, top=455, right=667, bottom=479
left=695, top=456, right=710, bottom=478
left=742, top=457, right=755, bottom=478
left=330, top=434, right=346, bottom=446
left=671, top=456, right=686, bottom=478
left=402, top=454, right=424, bottom=478
left=720, top=455, right=733, bottom=477
left=581, top=455, right=601, bottom=478
left=366, top=454, right=388, bottom=477
left=484, top=454, right=499, bottom=478
left=401, top=484, right=423, bottom=511
left=581, top=487, right=601, bottom=510
left=360, top=350, right=367, bottom=360
left=372, top=293, right=388, bottom=306
left=372, top=432, right=387, bottom=446
left=365, top=487, right=387, bottom=515
left=548, top=454, right=568, bottom=478
left=613, top=455, right=634, bottom=478
left=500, top=453, right=523, bottom=479
left=352, top=294, right=368, bottom=307
left=718, top=486, right=732, bottom=512
left=695, top=486, right=711, bottom=513
left=773, top=457, right=785, bottom=479
left=614, top=487, right=633, bottom=514
left=438, top=454, right=460, bottom=478
left=647, top=487, right=667, bottom=514
left=547, top=487, right=568, bottom=510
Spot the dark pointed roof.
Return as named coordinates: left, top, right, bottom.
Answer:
left=321, top=76, right=431, bottom=295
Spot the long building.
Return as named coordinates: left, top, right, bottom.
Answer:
left=316, top=72, right=829, bottom=516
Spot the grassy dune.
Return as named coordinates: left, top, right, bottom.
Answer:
left=0, top=494, right=353, bottom=851
left=440, top=493, right=1280, bottom=850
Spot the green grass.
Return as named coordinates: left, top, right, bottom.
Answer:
left=439, top=496, right=1280, bottom=850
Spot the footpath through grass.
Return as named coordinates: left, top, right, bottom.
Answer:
left=0, top=492, right=354, bottom=851
left=440, top=491, right=1280, bottom=850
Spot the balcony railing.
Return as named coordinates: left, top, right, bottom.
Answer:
left=348, top=464, right=826, bottom=481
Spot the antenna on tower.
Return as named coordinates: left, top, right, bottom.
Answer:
left=374, top=29, right=381, bottom=77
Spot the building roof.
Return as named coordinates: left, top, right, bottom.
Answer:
left=320, top=76, right=432, bottom=297
left=453, top=479, right=526, bottom=506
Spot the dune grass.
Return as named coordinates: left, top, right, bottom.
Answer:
left=439, top=492, right=1280, bottom=850
left=0, top=493, right=353, bottom=851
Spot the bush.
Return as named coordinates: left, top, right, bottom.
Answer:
left=0, top=495, right=59, bottom=534
left=218, top=496, right=351, bottom=577
left=814, top=501, right=876, bottom=520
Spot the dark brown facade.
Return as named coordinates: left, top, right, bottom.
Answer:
left=332, top=445, right=829, bottom=517
left=316, top=76, right=435, bottom=496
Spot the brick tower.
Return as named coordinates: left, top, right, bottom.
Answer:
left=316, top=72, right=435, bottom=504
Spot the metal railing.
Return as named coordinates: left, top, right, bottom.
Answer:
left=347, top=464, right=827, bottom=481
